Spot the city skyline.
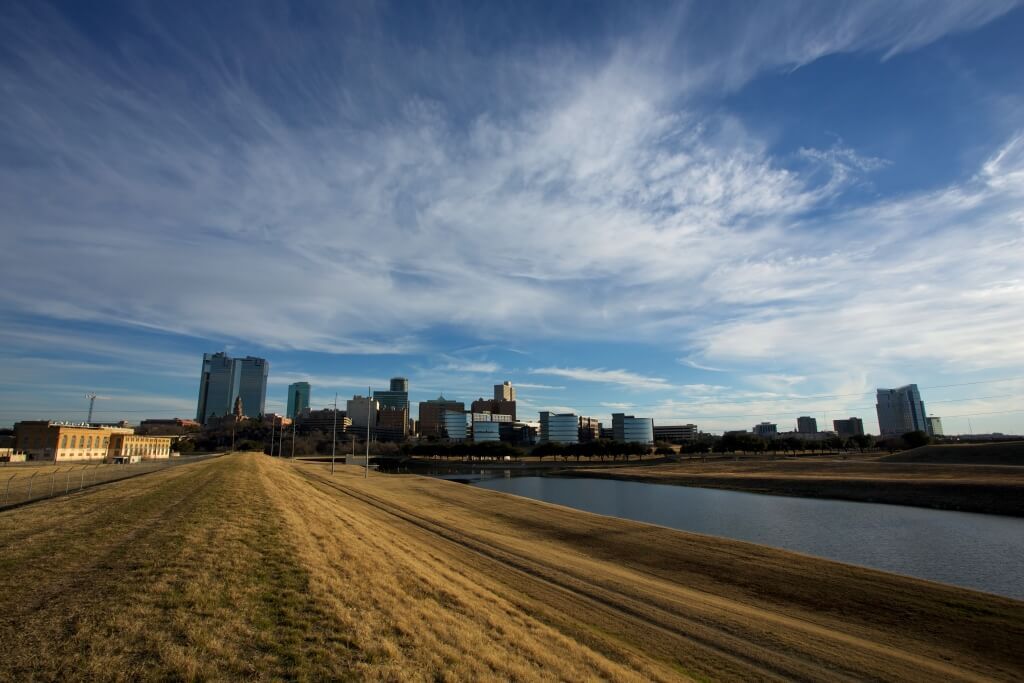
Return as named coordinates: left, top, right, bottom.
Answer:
left=2, top=2, right=1023, bottom=434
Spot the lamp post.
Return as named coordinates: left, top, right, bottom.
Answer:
left=365, top=386, right=371, bottom=479
left=331, top=393, right=338, bottom=475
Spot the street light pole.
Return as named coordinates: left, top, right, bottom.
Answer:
left=331, top=393, right=338, bottom=475
left=270, top=417, right=276, bottom=457
left=365, top=386, right=371, bottom=479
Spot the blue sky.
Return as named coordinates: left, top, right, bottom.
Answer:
left=2, top=1, right=1023, bottom=434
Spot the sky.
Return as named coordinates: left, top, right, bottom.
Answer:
left=2, top=0, right=1024, bottom=435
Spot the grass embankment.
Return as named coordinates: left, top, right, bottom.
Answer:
left=881, top=441, right=1024, bottom=465
left=2, top=454, right=1022, bottom=681
left=567, top=454, right=1024, bottom=516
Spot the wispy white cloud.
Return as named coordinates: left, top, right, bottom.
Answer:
left=530, top=367, right=671, bottom=391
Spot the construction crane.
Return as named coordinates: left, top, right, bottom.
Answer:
left=85, top=393, right=109, bottom=423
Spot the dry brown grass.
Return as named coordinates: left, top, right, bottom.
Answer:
left=1, top=453, right=1022, bottom=681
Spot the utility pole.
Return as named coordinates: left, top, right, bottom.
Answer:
left=365, top=386, right=371, bottom=479
left=270, top=417, right=276, bottom=457
left=278, top=416, right=284, bottom=458
left=231, top=422, right=236, bottom=452
left=331, top=393, right=338, bottom=474
left=291, top=419, right=295, bottom=458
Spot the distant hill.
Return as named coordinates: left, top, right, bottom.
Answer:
left=882, top=441, right=1024, bottom=466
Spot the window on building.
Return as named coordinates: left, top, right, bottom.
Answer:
left=61, top=435, right=67, bottom=449
left=103, top=437, right=109, bottom=447
left=87, top=436, right=93, bottom=448
left=71, top=435, right=77, bottom=448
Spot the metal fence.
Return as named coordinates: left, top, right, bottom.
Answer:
left=0, top=453, right=224, bottom=510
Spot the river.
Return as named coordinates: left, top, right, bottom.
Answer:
left=466, top=474, right=1024, bottom=600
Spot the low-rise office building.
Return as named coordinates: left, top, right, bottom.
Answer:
left=442, top=410, right=467, bottom=441
left=540, top=412, right=579, bottom=444
left=612, top=413, right=654, bottom=444
left=833, top=417, right=865, bottom=438
left=653, top=424, right=699, bottom=442
left=108, top=434, right=173, bottom=461
left=753, top=422, right=778, bottom=437
left=472, top=421, right=501, bottom=442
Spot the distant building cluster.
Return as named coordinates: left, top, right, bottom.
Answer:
left=5, top=350, right=966, bottom=462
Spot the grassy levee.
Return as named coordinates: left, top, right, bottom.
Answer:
left=2, top=454, right=1022, bottom=681
left=565, top=458, right=1024, bottom=516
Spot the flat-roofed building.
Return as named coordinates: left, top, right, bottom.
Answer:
left=347, top=395, right=379, bottom=430
left=653, top=424, right=699, bottom=442
left=470, top=398, right=517, bottom=421
left=833, top=417, right=865, bottom=438
left=473, top=421, right=501, bottom=442
left=418, top=396, right=464, bottom=438
left=495, top=381, right=516, bottom=401
left=442, top=410, right=467, bottom=441
left=297, top=409, right=350, bottom=434
left=927, top=416, right=944, bottom=437
left=377, top=405, right=410, bottom=441
left=108, top=434, right=173, bottom=461
left=612, top=413, right=654, bottom=444
left=797, top=416, right=818, bottom=434
left=540, top=412, right=579, bottom=444
left=14, top=421, right=120, bottom=462
left=753, top=422, right=778, bottom=437
left=578, top=416, right=601, bottom=442
left=138, top=418, right=200, bottom=435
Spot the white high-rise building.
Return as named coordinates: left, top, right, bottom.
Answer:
left=876, top=384, right=928, bottom=436
left=347, top=395, right=379, bottom=430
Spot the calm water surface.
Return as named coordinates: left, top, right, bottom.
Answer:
left=470, top=475, right=1024, bottom=600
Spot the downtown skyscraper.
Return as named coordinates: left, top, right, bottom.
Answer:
left=875, top=384, right=928, bottom=436
left=196, top=352, right=269, bottom=423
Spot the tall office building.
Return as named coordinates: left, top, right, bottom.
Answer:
left=346, top=395, right=379, bottom=430
left=196, top=352, right=239, bottom=423
left=833, top=417, right=865, bottom=438
left=876, top=384, right=928, bottom=436
left=286, top=382, right=311, bottom=419
left=237, top=357, right=269, bottom=419
left=494, top=381, right=516, bottom=401
left=196, top=352, right=269, bottom=423
left=927, top=416, right=944, bottom=437
left=374, top=377, right=410, bottom=411
left=796, top=416, right=818, bottom=434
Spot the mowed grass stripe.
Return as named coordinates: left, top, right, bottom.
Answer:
left=0, top=455, right=362, bottom=681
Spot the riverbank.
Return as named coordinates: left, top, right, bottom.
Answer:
left=2, top=453, right=1022, bottom=680
left=557, top=457, right=1024, bottom=516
